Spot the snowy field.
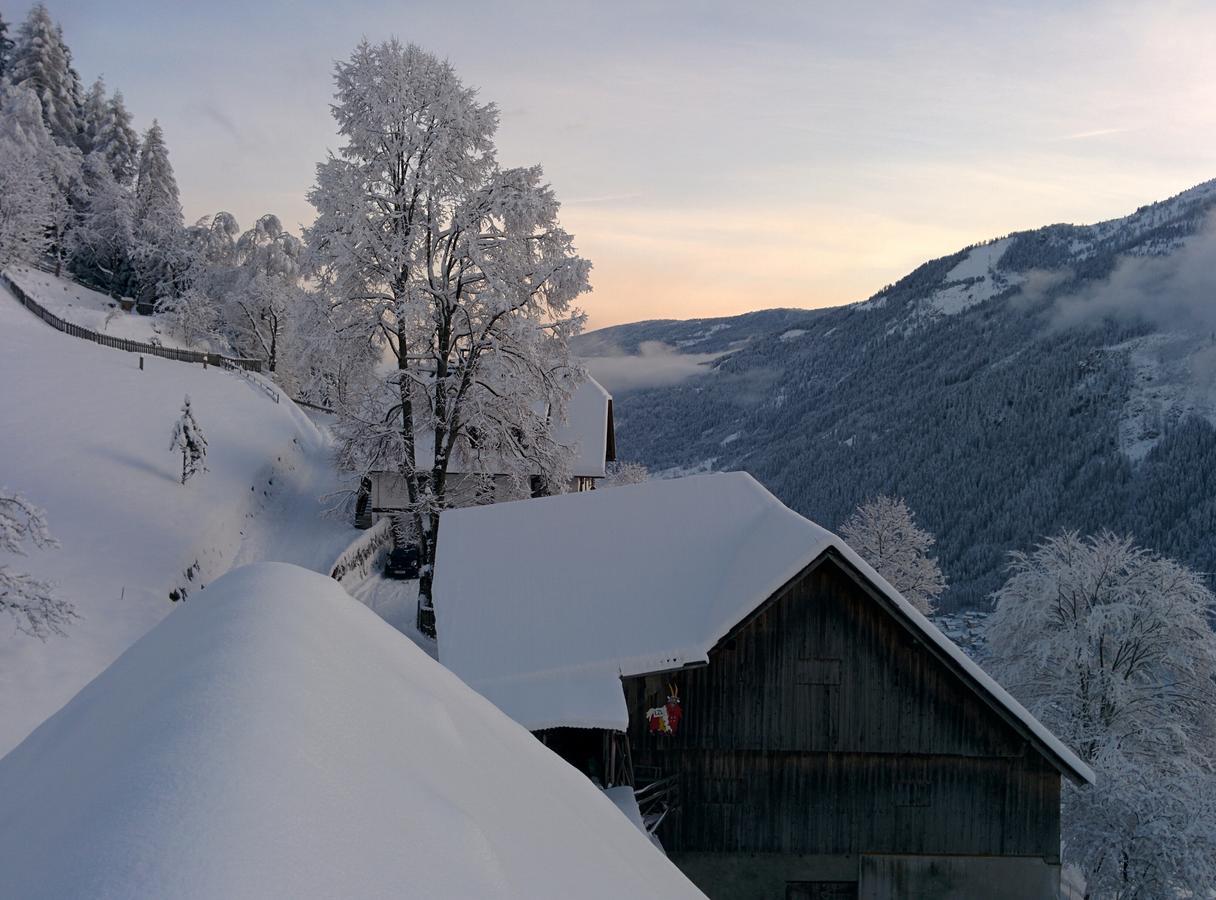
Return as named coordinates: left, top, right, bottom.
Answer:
left=0, top=563, right=703, bottom=899
left=0, top=282, right=359, bottom=755
left=7, top=264, right=200, bottom=350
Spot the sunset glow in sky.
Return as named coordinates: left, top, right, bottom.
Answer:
left=40, top=0, right=1216, bottom=328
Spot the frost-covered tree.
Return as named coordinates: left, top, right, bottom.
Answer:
left=839, top=495, right=946, bottom=614
left=94, top=91, right=140, bottom=185
left=132, top=120, right=184, bottom=305
left=167, top=211, right=311, bottom=376
left=0, top=13, right=14, bottom=79
left=305, top=41, right=590, bottom=626
left=0, top=81, right=78, bottom=270
left=0, top=138, right=55, bottom=267
left=0, top=489, right=75, bottom=640
left=169, top=395, right=208, bottom=485
left=225, top=215, right=306, bottom=373
left=986, top=531, right=1216, bottom=896
left=8, top=3, right=82, bottom=148
left=69, top=152, right=135, bottom=295
left=79, top=76, right=106, bottom=152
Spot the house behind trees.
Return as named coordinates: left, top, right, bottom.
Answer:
left=433, top=473, right=1094, bottom=900
left=357, top=376, right=614, bottom=527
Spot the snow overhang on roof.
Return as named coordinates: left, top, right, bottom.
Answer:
left=433, top=472, right=1095, bottom=787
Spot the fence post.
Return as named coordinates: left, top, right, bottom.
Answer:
left=139, top=356, right=144, bottom=371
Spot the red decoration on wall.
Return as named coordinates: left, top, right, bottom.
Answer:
left=646, top=683, right=682, bottom=735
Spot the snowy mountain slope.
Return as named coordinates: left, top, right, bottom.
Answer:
left=0, top=563, right=704, bottom=900
left=579, top=179, right=1216, bottom=610
left=0, top=281, right=358, bottom=756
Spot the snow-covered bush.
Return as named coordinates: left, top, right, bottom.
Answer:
left=0, top=489, right=74, bottom=640
left=604, top=461, right=649, bottom=487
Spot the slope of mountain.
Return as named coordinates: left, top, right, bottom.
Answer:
left=579, top=180, right=1216, bottom=610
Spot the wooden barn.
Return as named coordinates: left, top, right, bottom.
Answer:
left=433, top=473, right=1094, bottom=900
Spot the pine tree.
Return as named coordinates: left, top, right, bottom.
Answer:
left=79, top=77, right=107, bottom=153
left=169, top=396, right=208, bottom=485
left=0, top=81, right=79, bottom=269
left=0, top=13, right=14, bottom=79
left=70, top=152, right=135, bottom=295
left=8, top=3, right=82, bottom=147
left=132, top=120, right=184, bottom=305
left=95, top=91, right=140, bottom=185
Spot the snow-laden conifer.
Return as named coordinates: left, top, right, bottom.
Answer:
left=169, top=395, right=208, bottom=485
left=69, top=151, right=135, bottom=294
left=839, top=495, right=946, bottom=614
left=132, top=120, right=184, bottom=304
left=0, top=13, right=15, bottom=80
left=986, top=531, right=1216, bottom=895
left=79, top=77, right=106, bottom=153
left=0, top=489, right=75, bottom=640
left=94, top=91, right=140, bottom=185
left=0, top=81, right=79, bottom=269
left=8, top=4, right=82, bottom=148
left=305, top=41, right=591, bottom=625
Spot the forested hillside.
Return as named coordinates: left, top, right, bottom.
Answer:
left=580, top=180, right=1216, bottom=611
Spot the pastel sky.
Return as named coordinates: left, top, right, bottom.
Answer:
left=24, top=0, right=1216, bottom=328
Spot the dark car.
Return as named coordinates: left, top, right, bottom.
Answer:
left=384, top=545, right=421, bottom=580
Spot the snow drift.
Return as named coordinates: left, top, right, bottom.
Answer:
left=0, top=563, right=703, bottom=900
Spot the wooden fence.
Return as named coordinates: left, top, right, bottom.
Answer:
left=1, top=271, right=264, bottom=373
left=328, top=517, right=393, bottom=584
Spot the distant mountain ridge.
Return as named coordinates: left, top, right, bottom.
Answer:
left=577, top=179, right=1216, bottom=611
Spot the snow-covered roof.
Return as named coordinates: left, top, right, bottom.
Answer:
left=0, top=563, right=705, bottom=900
left=434, top=472, right=1095, bottom=786
left=552, top=374, right=614, bottom=478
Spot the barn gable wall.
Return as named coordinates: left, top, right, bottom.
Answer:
left=624, top=557, right=1061, bottom=862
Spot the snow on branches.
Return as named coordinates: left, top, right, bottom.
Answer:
left=169, top=395, right=208, bottom=485
left=0, top=489, right=75, bottom=640
left=839, top=495, right=946, bottom=614
left=305, top=40, right=591, bottom=620
left=986, top=531, right=1216, bottom=895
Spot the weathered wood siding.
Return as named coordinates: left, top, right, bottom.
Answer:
left=624, top=556, right=1060, bottom=861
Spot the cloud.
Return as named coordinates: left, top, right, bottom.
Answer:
left=1048, top=126, right=1136, bottom=143
left=582, top=341, right=723, bottom=393
left=1012, top=267, right=1073, bottom=308
left=1050, top=219, right=1216, bottom=333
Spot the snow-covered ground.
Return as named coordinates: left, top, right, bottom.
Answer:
left=7, top=264, right=200, bottom=350
left=1107, top=332, right=1216, bottom=461
left=0, top=280, right=358, bottom=756
left=349, top=570, right=437, bottom=657
left=0, top=563, right=703, bottom=900
left=926, top=237, right=1022, bottom=316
